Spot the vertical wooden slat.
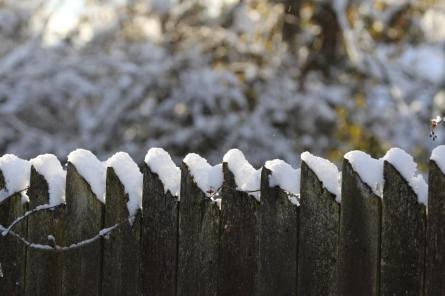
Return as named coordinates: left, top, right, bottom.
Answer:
left=337, top=159, right=381, bottom=296
left=25, top=167, right=64, bottom=296
left=219, top=163, right=258, bottom=296
left=380, top=161, right=426, bottom=296
left=257, top=167, right=298, bottom=296
left=140, top=166, right=179, bottom=296
left=426, top=160, right=445, bottom=295
left=297, top=161, right=340, bottom=296
left=102, top=167, right=141, bottom=296
left=0, top=170, right=28, bottom=296
left=61, top=163, right=104, bottom=296
left=177, top=163, right=220, bottom=296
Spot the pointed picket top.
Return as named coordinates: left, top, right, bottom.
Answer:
left=144, top=148, right=180, bottom=199
left=223, top=148, right=261, bottom=201
left=0, top=154, right=31, bottom=203
left=264, top=159, right=300, bottom=205
left=183, top=153, right=223, bottom=196
left=431, top=145, right=445, bottom=174
left=67, top=149, right=106, bottom=203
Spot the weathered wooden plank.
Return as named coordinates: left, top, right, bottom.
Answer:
left=140, top=165, right=179, bottom=296
left=425, top=160, right=445, bottom=295
left=0, top=170, right=28, bottom=296
left=25, top=167, right=64, bottom=296
left=219, top=163, right=258, bottom=296
left=337, top=159, right=381, bottom=296
left=380, top=161, right=426, bottom=296
left=297, top=161, right=340, bottom=296
left=102, top=167, right=141, bottom=296
left=256, top=167, right=298, bottom=296
left=61, top=163, right=104, bottom=296
left=176, top=163, right=220, bottom=296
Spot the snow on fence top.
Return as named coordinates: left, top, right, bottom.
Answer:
left=29, top=154, right=66, bottom=207
left=264, top=159, right=300, bottom=205
left=383, top=147, right=428, bottom=205
left=144, top=148, right=181, bottom=199
left=106, top=152, right=142, bottom=217
left=344, top=151, right=383, bottom=197
left=223, top=149, right=261, bottom=201
left=431, top=145, right=445, bottom=175
left=183, top=153, right=223, bottom=195
left=67, top=149, right=107, bottom=203
left=0, top=154, right=30, bottom=203
left=301, top=151, right=341, bottom=202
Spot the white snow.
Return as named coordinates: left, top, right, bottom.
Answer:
left=67, top=149, right=106, bottom=203
left=383, top=147, right=428, bottom=205
left=264, top=159, right=300, bottom=205
left=0, top=154, right=31, bottom=203
left=183, top=153, right=223, bottom=195
left=223, top=149, right=261, bottom=201
left=344, top=151, right=384, bottom=197
left=106, top=152, right=143, bottom=217
left=301, top=151, right=341, bottom=202
left=144, top=148, right=180, bottom=198
left=29, top=154, right=66, bottom=206
left=431, top=145, right=445, bottom=175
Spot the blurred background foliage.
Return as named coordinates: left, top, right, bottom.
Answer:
left=0, top=0, right=444, bottom=167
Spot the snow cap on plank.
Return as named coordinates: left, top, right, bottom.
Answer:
left=145, top=148, right=180, bottom=199
left=183, top=153, right=223, bottom=196
left=264, top=159, right=300, bottom=205
left=0, top=154, right=31, bottom=203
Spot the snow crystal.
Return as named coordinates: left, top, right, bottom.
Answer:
left=29, top=154, right=66, bottom=206
left=183, top=153, right=223, bottom=195
left=383, top=147, right=428, bottom=205
left=264, top=159, right=300, bottom=205
left=301, top=151, right=341, bottom=202
left=67, top=149, right=106, bottom=203
left=144, top=148, right=180, bottom=198
left=0, top=154, right=30, bottom=203
left=106, top=152, right=142, bottom=217
left=223, top=149, right=261, bottom=201
left=344, top=151, right=384, bottom=197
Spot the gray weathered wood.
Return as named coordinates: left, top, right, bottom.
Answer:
left=219, top=163, right=258, bottom=296
left=140, top=165, right=179, bottom=296
left=25, top=167, right=64, bottom=296
left=177, top=163, right=220, bottom=296
left=380, top=161, right=426, bottom=296
left=0, top=169, right=28, bottom=296
left=256, top=167, right=298, bottom=296
left=426, top=160, right=445, bottom=295
left=61, top=162, right=104, bottom=296
left=297, top=161, right=340, bottom=296
left=102, top=167, right=141, bottom=296
left=337, top=159, right=381, bottom=296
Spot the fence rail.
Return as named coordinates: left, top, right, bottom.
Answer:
left=0, top=149, right=444, bottom=296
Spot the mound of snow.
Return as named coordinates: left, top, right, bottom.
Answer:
left=264, top=159, right=300, bottom=205
left=0, top=154, right=31, bottom=203
left=431, top=145, right=445, bottom=175
left=145, top=148, right=180, bottom=198
left=344, top=151, right=383, bottom=197
left=183, top=153, right=223, bottom=195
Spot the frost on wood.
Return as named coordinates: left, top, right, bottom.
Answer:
left=29, top=154, right=66, bottom=206
left=0, top=154, right=30, bottom=203
left=344, top=150, right=383, bottom=197
left=301, top=151, right=341, bottom=202
left=383, top=147, right=428, bottom=205
left=223, top=148, right=261, bottom=201
left=431, top=145, right=445, bottom=175
left=67, top=149, right=106, bottom=203
left=183, top=153, right=223, bottom=195
left=264, top=159, right=300, bottom=205
left=144, top=147, right=180, bottom=198
left=106, top=152, right=143, bottom=217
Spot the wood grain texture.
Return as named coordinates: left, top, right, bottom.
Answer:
left=380, top=161, right=426, bottom=296
left=297, top=161, right=340, bottom=296
left=337, top=159, right=381, bottom=296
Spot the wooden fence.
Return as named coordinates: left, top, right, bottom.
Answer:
left=0, top=155, right=444, bottom=296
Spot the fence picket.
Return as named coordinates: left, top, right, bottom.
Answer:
left=140, top=166, right=179, bottom=296
left=380, top=161, right=426, bottom=296
left=25, top=167, right=64, bottom=296
left=337, top=159, right=381, bottom=296
left=0, top=170, right=28, bottom=296
left=61, top=163, right=104, bottom=296
left=176, top=163, right=220, bottom=296
left=297, top=161, right=340, bottom=296
left=102, top=167, right=141, bottom=296
left=256, top=167, right=298, bottom=296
